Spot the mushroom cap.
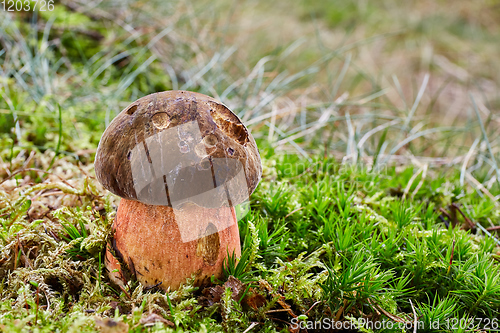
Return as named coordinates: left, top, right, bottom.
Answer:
left=95, top=90, right=262, bottom=208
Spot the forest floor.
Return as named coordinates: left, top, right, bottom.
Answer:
left=1, top=0, right=500, bottom=332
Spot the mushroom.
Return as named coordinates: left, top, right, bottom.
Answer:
left=95, top=90, right=262, bottom=291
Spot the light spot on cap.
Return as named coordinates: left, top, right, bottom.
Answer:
left=152, top=112, right=170, bottom=129
left=195, top=142, right=207, bottom=157
left=203, top=134, right=218, bottom=148
left=178, top=140, right=190, bottom=153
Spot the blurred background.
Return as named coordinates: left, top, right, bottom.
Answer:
left=1, top=0, right=500, bottom=171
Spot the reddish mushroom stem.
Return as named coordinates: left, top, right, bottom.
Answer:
left=106, top=198, right=241, bottom=291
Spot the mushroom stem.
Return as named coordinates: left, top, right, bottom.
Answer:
left=106, top=198, right=241, bottom=291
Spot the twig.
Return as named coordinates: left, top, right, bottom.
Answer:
left=267, top=316, right=291, bottom=326
left=368, top=298, right=405, bottom=323
left=242, top=322, right=259, bottom=333
left=451, top=203, right=476, bottom=230
left=264, top=309, right=291, bottom=314
left=284, top=207, right=305, bottom=219
left=439, top=208, right=452, bottom=223
left=409, top=299, right=417, bottom=333
left=17, top=234, right=32, bottom=268
left=304, top=301, right=322, bottom=316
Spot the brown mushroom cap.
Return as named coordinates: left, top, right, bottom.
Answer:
left=95, top=90, right=262, bottom=207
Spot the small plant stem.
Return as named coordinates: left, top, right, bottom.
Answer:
left=447, top=240, right=455, bottom=275
left=35, top=285, right=39, bottom=325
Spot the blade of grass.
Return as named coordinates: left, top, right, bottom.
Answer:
left=47, top=103, right=63, bottom=171
left=470, top=93, right=500, bottom=188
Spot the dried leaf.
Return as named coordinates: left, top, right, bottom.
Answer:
left=200, top=276, right=247, bottom=306
left=200, top=285, right=225, bottom=306
left=224, top=275, right=245, bottom=301
left=139, top=313, right=174, bottom=327
left=244, top=291, right=266, bottom=310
